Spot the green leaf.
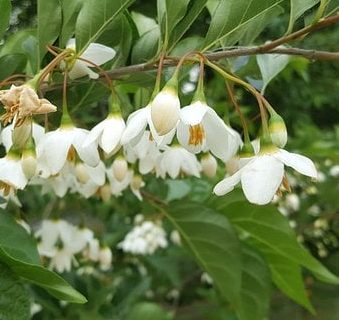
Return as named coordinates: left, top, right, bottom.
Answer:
left=0, top=54, right=27, bottom=81
left=168, top=0, right=208, bottom=51
left=131, top=11, right=158, bottom=36
left=59, top=0, right=83, bottom=47
left=0, top=0, right=11, bottom=40
left=131, top=26, right=160, bottom=64
left=37, top=0, right=62, bottom=63
left=216, top=201, right=339, bottom=285
left=237, top=245, right=271, bottom=320
left=287, top=0, right=320, bottom=34
left=126, top=302, right=172, bottom=320
left=0, top=263, right=30, bottom=320
left=157, top=0, right=190, bottom=49
left=166, top=202, right=242, bottom=305
left=0, top=214, right=86, bottom=304
left=75, top=0, right=135, bottom=53
left=269, top=254, right=315, bottom=312
left=256, top=51, right=290, bottom=94
left=203, top=0, right=284, bottom=51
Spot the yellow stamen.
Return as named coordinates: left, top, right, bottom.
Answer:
left=188, top=124, right=205, bottom=146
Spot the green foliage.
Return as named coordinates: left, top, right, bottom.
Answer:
left=0, top=213, right=86, bottom=304
left=0, top=262, right=30, bottom=320
left=287, top=0, right=319, bottom=33
left=0, top=0, right=11, bottom=40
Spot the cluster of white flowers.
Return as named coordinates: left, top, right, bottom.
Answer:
left=0, top=40, right=319, bottom=207
left=35, top=219, right=112, bottom=273
left=118, top=215, right=168, bottom=255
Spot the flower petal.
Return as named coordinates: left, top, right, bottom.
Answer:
left=179, top=101, right=208, bottom=125
left=81, top=43, right=116, bottom=66
left=213, top=170, right=242, bottom=196
left=241, top=155, right=284, bottom=205
left=100, top=117, right=125, bottom=154
left=274, top=149, right=317, bottom=178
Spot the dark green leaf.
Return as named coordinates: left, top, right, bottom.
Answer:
left=0, top=263, right=30, bottom=320
left=126, top=302, right=172, bottom=320
left=0, top=0, right=11, bottom=40
left=168, top=0, right=207, bottom=50
left=237, top=245, right=271, bottom=320
left=166, top=202, right=242, bottom=304
left=287, top=0, right=320, bottom=34
left=203, top=0, right=284, bottom=50
left=37, top=0, right=62, bottom=63
left=0, top=54, right=27, bottom=81
left=75, top=0, right=135, bottom=52
left=59, top=0, right=83, bottom=47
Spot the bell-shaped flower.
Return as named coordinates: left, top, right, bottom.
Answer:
left=66, top=39, right=116, bottom=80
left=98, top=246, right=112, bottom=271
left=156, top=145, right=201, bottom=179
left=0, top=85, right=57, bottom=126
left=83, top=112, right=125, bottom=155
left=177, top=100, right=241, bottom=162
left=214, top=146, right=317, bottom=205
left=201, top=153, right=218, bottom=178
left=37, top=125, right=100, bottom=176
left=130, top=174, right=145, bottom=201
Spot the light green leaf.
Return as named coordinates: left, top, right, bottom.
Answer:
left=157, top=0, right=190, bottom=49
left=216, top=200, right=339, bottom=285
left=131, top=11, right=158, bottom=36
left=0, top=214, right=86, bottom=304
left=165, top=180, right=191, bottom=201
left=0, top=263, right=30, bottom=320
left=203, top=0, right=284, bottom=51
left=256, top=51, right=290, bottom=94
left=59, top=0, right=83, bottom=47
left=126, top=302, right=172, bottom=320
left=75, top=0, right=135, bottom=53
left=0, top=0, right=11, bottom=40
left=237, top=245, right=271, bottom=320
left=269, top=254, right=315, bottom=312
left=131, top=26, right=160, bottom=64
left=287, top=0, right=320, bottom=34
left=168, top=0, right=208, bottom=51
left=166, top=202, right=242, bottom=305
left=37, top=0, right=62, bottom=63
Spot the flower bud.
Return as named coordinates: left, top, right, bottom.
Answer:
left=12, top=118, right=32, bottom=149
left=201, top=153, right=217, bottom=178
left=112, top=157, right=128, bottom=182
left=21, top=151, right=37, bottom=179
left=99, top=246, right=112, bottom=271
left=269, top=113, right=287, bottom=148
left=99, top=184, right=111, bottom=202
left=75, top=163, right=90, bottom=184
left=150, top=87, right=180, bottom=136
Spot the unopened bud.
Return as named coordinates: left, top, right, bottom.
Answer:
left=112, top=157, right=128, bottom=181
left=99, top=184, right=111, bottom=202
left=21, top=151, right=37, bottom=179
left=269, top=113, right=287, bottom=148
left=75, top=163, right=90, bottom=184
left=99, top=246, right=112, bottom=271
left=12, top=118, right=32, bottom=149
left=150, top=87, right=180, bottom=136
left=201, top=153, right=217, bottom=178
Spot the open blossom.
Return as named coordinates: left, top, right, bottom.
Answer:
left=177, top=100, right=241, bottom=161
left=37, top=125, right=100, bottom=176
left=156, top=145, right=201, bottom=179
left=0, top=85, right=56, bottom=126
left=214, top=147, right=317, bottom=205
left=66, top=39, right=116, bottom=79
left=83, top=113, right=125, bottom=155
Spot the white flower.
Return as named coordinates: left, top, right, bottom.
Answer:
left=177, top=101, right=241, bottom=161
left=150, top=87, right=180, bottom=136
left=0, top=154, right=28, bottom=193
left=106, top=164, right=133, bottom=196
left=83, top=113, right=125, bottom=155
left=201, top=153, right=218, bottom=178
left=214, top=147, right=317, bottom=205
left=37, top=125, right=100, bottom=176
left=130, top=174, right=145, bottom=201
left=156, top=145, right=201, bottom=179
left=66, top=39, right=116, bottom=80
left=329, top=165, right=339, bottom=177
left=118, top=220, right=168, bottom=255
left=50, top=247, right=74, bottom=273
left=99, top=246, right=112, bottom=271
left=285, top=193, right=300, bottom=212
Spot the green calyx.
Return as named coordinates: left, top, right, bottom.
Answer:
left=239, top=141, right=255, bottom=158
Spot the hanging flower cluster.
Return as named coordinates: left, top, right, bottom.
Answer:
left=0, top=41, right=318, bottom=207
left=35, top=219, right=112, bottom=273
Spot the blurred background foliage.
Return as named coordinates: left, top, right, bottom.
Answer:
left=1, top=0, right=339, bottom=319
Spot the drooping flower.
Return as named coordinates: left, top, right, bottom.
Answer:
left=66, top=39, right=116, bottom=80
left=0, top=85, right=57, bottom=126
left=177, top=100, right=241, bottom=161
left=156, top=145, right=201, bottom=179
left=200, top=153, right=218, bottom=178
left=214, top=146, right=317, bottom=205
